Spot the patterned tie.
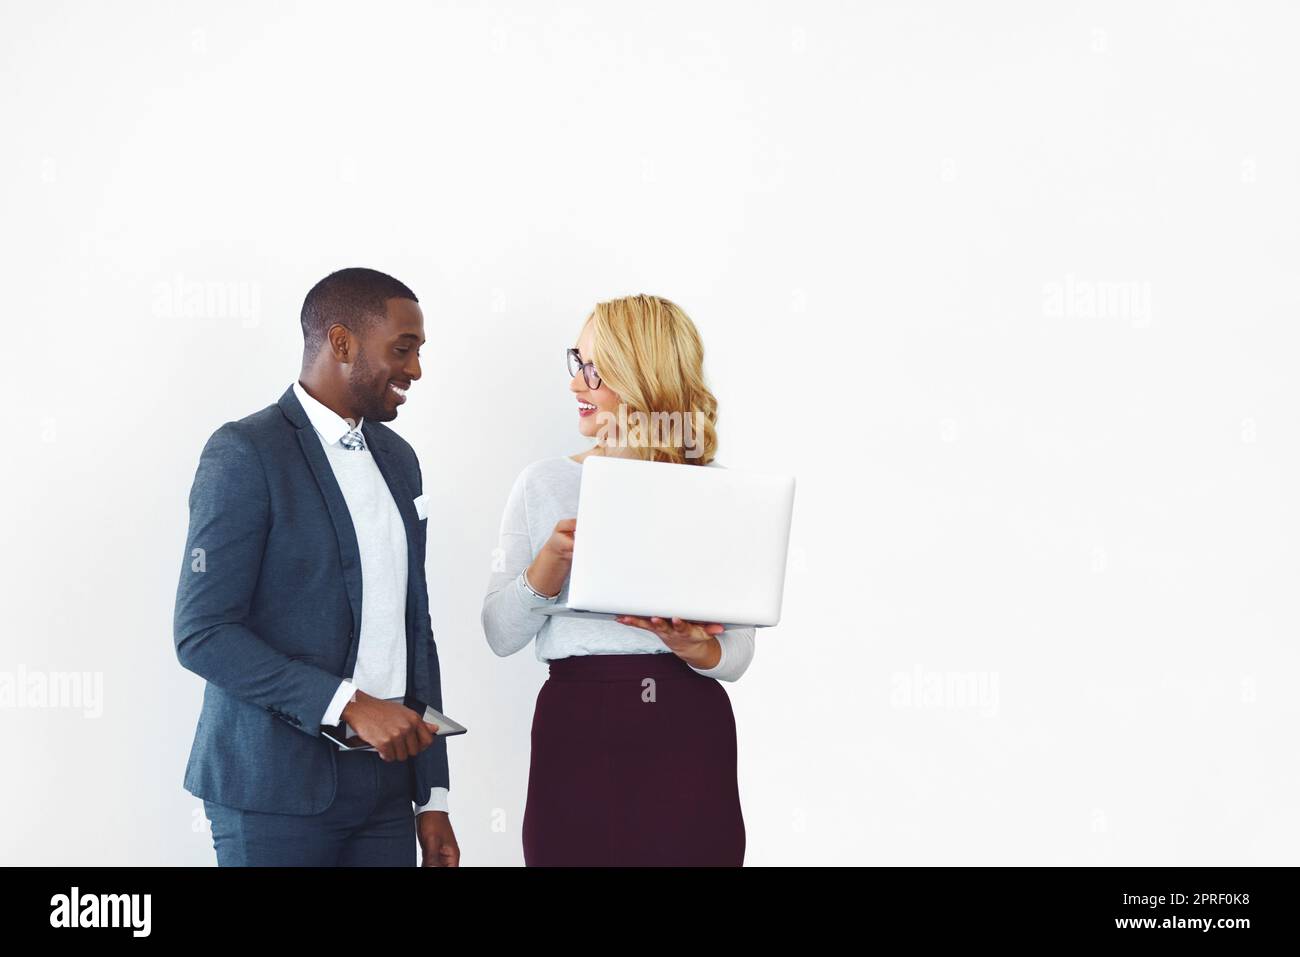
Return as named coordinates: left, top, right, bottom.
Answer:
left=339, top=427, right=366, bottom=451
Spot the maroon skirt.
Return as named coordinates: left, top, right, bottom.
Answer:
left=522, top=652, right=746, bottom=866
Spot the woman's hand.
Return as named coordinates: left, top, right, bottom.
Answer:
left=524, top=518, right=576, bottom=599
left=616, top=615, right=725, bottom=668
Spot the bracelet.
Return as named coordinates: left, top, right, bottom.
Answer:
left=521, top=569, right=558, bottom=601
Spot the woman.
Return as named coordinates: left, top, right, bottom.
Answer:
left=482, top=294, right=755, bottom=866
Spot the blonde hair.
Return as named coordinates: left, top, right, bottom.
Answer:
left=587, top=294, right=720, bottom=465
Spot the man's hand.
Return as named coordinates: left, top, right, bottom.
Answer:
left=341, top=691, right=439, bottom=762
left=417, top=811, right=460, bottom=867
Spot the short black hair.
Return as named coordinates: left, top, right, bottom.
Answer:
left=300, top=267, right=418, bottom=353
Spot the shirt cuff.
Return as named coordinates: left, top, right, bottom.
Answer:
left=517, top=569, right=560, bottom=605
left=688, top=634, right=729, bottom=676
left=322, top=679, right=357, bottom=727
left=415, top=787, right=449, bottom=815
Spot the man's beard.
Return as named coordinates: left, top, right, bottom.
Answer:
left=345, top=345, right=395, bottom=423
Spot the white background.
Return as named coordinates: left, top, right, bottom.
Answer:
left=1, top=1, right=1296, bottom=866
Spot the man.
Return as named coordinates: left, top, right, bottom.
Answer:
left=174, top=267, right=459, bottom=866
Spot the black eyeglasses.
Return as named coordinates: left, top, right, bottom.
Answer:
left=566, top=347, right=601, bottom=389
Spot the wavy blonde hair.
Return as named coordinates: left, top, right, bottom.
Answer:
left=587, top=294, right=719, bottom=465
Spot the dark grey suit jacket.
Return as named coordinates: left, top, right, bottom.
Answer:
left=174, top=386, right=448, bottom=814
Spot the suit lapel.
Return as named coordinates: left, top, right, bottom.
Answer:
left=279, top=388, right=365, bottom=674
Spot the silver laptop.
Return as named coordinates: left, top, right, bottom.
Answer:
left=535, top=455, right=796, bottom=629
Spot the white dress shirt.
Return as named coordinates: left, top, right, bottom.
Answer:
left=293, top=381, right=448, bottom=816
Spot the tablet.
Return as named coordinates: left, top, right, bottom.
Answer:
left=321, top=704, right=466, bottom=751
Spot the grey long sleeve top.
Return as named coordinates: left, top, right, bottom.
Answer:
left=481, top=455, right=756, bottom=681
